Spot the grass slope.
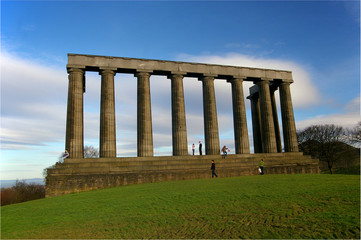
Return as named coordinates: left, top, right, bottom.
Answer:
left=1, top=174, right=360, bottom=239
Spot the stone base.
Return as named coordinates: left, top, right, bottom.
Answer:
left=46, top=152, right=319, bottom=197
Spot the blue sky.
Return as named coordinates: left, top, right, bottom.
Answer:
left=1, top=0, right=360, bottom=180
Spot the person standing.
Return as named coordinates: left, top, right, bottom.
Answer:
left=210, top=160, right=218, bottom=178
left=259, top=159, right=264, bottom=175
left=192, top=143, right=195, bottom=155
left=199, top=141, right=203, bottom=155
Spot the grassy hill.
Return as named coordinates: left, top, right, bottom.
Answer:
left=1, top=174, right=360, bottom=239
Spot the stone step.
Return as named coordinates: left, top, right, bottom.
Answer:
left=59, top=154, right=317, bottom=168
left=60, top=158, right=254, bottom=168
left=48, top=156, right=318, bottom=175
left=61, top=152, right=310, bottom=166
left=48, top=162, right=253, bottom=174
left=63, top=152, right=305, bottom=164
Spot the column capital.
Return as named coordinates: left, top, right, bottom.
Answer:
left=99, top=68, right=116, bottom=76
left=134, top=71, right=151, bottom=78
left=281, top=78, right=294, bottom=83
left=227, top=77, right=246, bottom=83
left=67, top=64, right=85, bottom=72
left=67, top=67, right=85, bottom=74
left=198, top=74, right=217, bottom=81
left=279, top=81, right=292, bottom=86
left=167, top=72, right=186, bottom=80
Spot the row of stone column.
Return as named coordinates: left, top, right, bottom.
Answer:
left=65, top=68, right=297, bottom=158
left=134, top=72, right=251, bottom=157
left=247, top=79, right=299, bottom=153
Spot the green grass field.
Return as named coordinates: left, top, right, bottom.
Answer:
left=1, top=174, right=360, bottom=239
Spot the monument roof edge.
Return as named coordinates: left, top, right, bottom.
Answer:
left=67, top=53, right=293, bottom=74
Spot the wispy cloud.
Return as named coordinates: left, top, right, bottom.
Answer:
left=177, top=53, right=321, bottom=108
left=1, top=52, right=67, bottom=150
left=296, top=96, right=360, bottom=130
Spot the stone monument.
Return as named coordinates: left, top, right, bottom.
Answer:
left=46, top=54, right=319, bottom=197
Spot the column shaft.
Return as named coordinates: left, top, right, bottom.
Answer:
left=99, top=69, right=116, bottom=157
left=170, top=74, right=188, bottom=156
left=65, top=68, right=84, bottom=158
left=248, top=95, right=263, bottom=153
left=279, top=82, right=299, bottom=152
left=201, top=76, right=220, bottom=155
left=270, top=88, right=282, bottom=152
left=257, top=80, right=277, bottom=153
left=229, top=78, right=250, bottom=154
left=136, top=72, right=154, bottom=157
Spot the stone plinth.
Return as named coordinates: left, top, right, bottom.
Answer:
left=46, top=153, right=319, bottom=197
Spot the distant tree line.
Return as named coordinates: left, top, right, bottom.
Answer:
left=1, top=180, right=45, bottom=206
left=297, top=122, right=360, bottom=174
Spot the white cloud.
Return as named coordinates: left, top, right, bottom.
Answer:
left=296, top=96, right=360, bottom=130
left=296, top=112, right=360, bottom=130
left=177, top=53, right=321, bottom=108
left=1, top=52, right=68, bottom=150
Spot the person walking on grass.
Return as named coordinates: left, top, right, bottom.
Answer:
left=211, top=160, right=218, bottom=178
left=259, top=159, right=264, bottom=175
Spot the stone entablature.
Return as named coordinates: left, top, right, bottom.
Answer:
left=67, top=54, right=293, bottom=82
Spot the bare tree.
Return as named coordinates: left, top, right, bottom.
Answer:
left=84, top=145, right=99, bottom=158
left=346, top=122, right=361, bottom=146
left=297, top=124, right=345, bottom=174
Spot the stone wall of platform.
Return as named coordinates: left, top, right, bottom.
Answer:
left=46, top=152, right=319, bottom=197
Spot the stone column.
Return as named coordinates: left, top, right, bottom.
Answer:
left=279, top=81, right=299, bottom=152
left=270, top=86, right=282, bottom=152
left=247, top=94, right=263, bottom=153
left=169, top=73, right=188, bottom=156
left=99, top=69, right=117, bottom=158
left=257, top=79, right=277, bottom=153
left=200, top=75, right=220, bottom=155
left=228, top=78, right=250, bottom=154
left=65, top=68, right=84, bottom=158
left=136, top=71, right=154, bottom=157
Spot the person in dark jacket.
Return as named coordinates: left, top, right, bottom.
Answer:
left=211, top=160, right=218, bottom=178
left=199, top=141, right=203, bottom=155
